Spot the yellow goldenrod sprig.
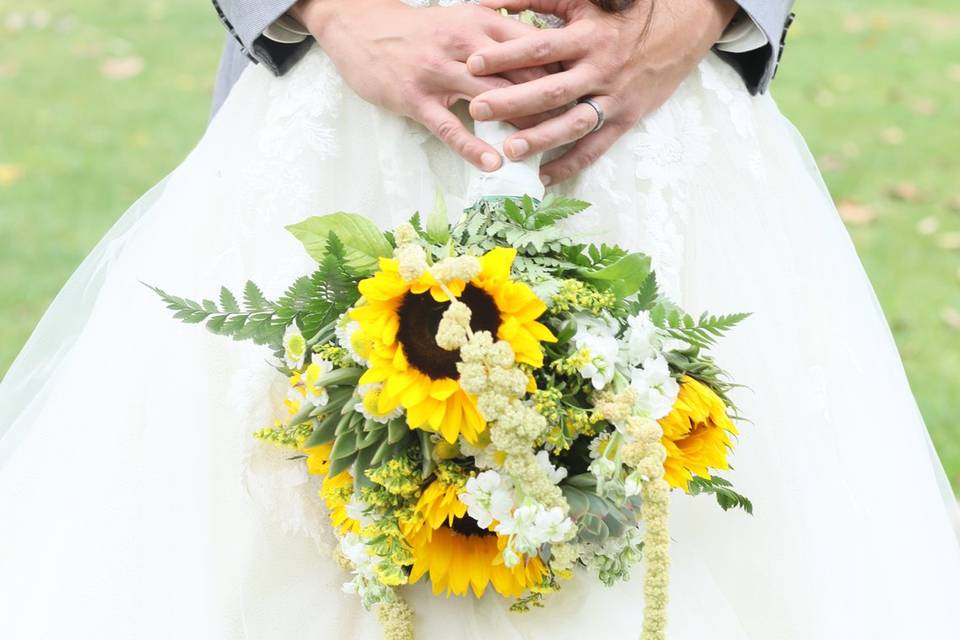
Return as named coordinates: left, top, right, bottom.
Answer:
left=253, top=421, right=313, bottom=449
left=550, top=279, right=616, bottom=314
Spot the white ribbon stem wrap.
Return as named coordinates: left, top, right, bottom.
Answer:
left=465, top=120, right=546, bottom=202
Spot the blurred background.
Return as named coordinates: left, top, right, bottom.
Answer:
left=0, top=0, right=957, bottom=488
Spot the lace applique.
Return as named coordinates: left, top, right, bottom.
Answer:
left=698, top=56, right=765, bottom=180
left=633, top=95, right=712, bottom=201
left=230, top=363, right=336, bottom=556
left=634, top=190, right=684, bottom=298
left=260, top=52, right=343, bottom=162
left=233, top=50, right=344, bottom=236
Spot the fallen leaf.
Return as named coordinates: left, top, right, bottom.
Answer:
left=4, top=12, right=26, bottom=32
left=937, top=232, right=960, bottom=251
left=100, top=56, right=144, bottom=80
left=815, top=89, right=836, bottom=107
left=841, top=142, right=861, bottom=158
left=868, top=13, right=892, bottom=31
left=941, top=308, right=960, bottom=331
left=842, top=14, right=866, bottom=33
left=837, top=199, right=876, bottom=225
left=880, top=127, right=906, bottom=145
left=888, top=182, right=922, bottom=202
left=830, top=74, right=853, bottom=92
left=0, top=163, right=24, bottom=186
left=29, top=10, right=50, bottom=29
left=916, top=216, right=939, bottom=236
left=909, top=97, right=937, bottom=116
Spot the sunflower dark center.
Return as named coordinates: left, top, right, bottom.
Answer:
left=396, top=284, right=501, bottom=380
left=449, top=514, right=496, bottom=538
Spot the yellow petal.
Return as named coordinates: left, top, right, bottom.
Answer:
left=429, top=378, right=459, bottom=401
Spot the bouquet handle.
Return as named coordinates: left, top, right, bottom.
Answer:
left=465, top=120, right=546, bottom=203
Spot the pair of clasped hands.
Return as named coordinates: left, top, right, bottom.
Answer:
left=292, top=0, right=737, bottom=185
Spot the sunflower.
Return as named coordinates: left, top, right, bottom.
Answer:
left=658, top=376, right=738, bottom=491
left=303, top=443, right=360, bottom=534
left=350, top=247, right=556, bottom=444
left=403, top=478, right=546, bottom=598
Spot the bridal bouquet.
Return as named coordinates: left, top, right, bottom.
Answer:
left=153, top=184, right=750, bottom=639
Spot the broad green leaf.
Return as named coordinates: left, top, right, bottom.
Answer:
left=579, top=252, right=651, bottom=299
left=426, top=190, right=450, bottom=244
left=287, top=213, right=392, bottom=273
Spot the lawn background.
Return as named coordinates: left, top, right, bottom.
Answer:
left=1, top=0, right=958, bottom=488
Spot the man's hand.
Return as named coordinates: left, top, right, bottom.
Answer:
left=292, top=0, right=552, bottom=172
left=466, top=0, right=738, bottom=184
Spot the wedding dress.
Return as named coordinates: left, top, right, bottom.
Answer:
left=2, top=8, right=959, bottom=638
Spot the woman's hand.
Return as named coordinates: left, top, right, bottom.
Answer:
left=292, top=0, right=552, bottom=172
left=466, top=0, right=739, bottom=184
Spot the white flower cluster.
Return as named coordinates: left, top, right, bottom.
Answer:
left=345, top=495, right=377, bottom=528
left=571, top=313, right=621, bottom=390
left=288, top=358, right=334, bottom=408
left=570, top=310, right=682, bottom=419
left=340, top=533, right=393, bottom=609
left=460, top=467, right=573, bottom=568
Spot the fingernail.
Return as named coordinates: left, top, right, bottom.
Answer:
left=507, top=138, right=529, bottom=159
left=467, top=55, right=485, bottom=74
left=481, top=152, right=501, bottom=171
left=472, top=101, right=493, bottom=121
left=541, top=174, right=552, bottom=186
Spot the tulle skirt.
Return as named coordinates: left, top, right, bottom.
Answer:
left=1, top=46, right=958, bottom=639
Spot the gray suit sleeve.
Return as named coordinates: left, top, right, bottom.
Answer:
left=721, top=0, right=796, bottom=94
left=211, top=0, right=312, bottom=76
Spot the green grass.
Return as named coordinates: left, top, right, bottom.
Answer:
left=1, top=0, right=957, bottom=487
left=775, top=0, right=960, bottom=487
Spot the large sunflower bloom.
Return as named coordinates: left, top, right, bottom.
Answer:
left=402, top=479, right=546, bottom=598
left=350, top=247, right=555, bottom=444
left=658, top=376, right=738, bottom=491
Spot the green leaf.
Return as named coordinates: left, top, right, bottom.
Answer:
left=688, top=476, right=753, bottom=514
left=419, top=430, right=436, bottom=479
left=503, top=198, right=525, bottom=225
left=425, top=190, right=450, bottom=244
left=408, top=211, right=424, bottom=235
left=287, top=212, right=393, bottom=274
left=219, top=287, right=241, bottom=313
left=243, top=281, right=273, bottom=312
left=388, top=418, right=408, bottom=445
left=353, top=445, right=378, bottom=492
left=531, top=195, right=589, bottom=229
left=564, top=473, right=597, bottom=490
left=331, top=429, right=358, bottom=460
left=304, top=411, right=340, bottom=447
left=579, top=252, right=652, bottom=299
left=634, top=272, right=659, bottom=310
left=357, top=421, right=385, bottom=449
left=328, top=451, right=356, bottom=477
left=371, top=437, right=393, bottom=466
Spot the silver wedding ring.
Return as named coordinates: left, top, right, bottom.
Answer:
left=578, top=97, right=605, bottom=134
